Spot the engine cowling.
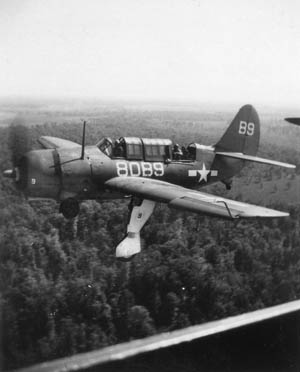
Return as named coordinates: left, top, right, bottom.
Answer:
left=15, top=149, right=61, bottom=199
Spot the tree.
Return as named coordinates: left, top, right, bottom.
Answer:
left=127, top=305, right=155, bottom=339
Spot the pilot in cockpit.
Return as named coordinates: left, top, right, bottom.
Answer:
left=173, top=143, right=183, bottom=160
left=114, top=139, right=125, bottom=158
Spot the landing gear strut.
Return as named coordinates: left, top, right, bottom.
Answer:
left=59, top=198, right=80, bottom=219
left=116, top=199, right=156, bottom=260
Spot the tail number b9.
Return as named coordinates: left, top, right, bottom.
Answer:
left=239, top=121, right=255, bottom=136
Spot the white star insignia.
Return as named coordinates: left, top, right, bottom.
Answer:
left=197, top=163, right=210, bottom=183
left=188, top=165, right=218, bottom=182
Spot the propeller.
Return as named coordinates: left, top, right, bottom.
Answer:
left=3, top=117, right=31, bottom=188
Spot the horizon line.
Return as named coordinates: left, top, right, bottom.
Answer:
left=0, top=94, right=299, bottom=111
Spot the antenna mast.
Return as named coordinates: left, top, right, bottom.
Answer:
left=81, top=120, right=86, bottom=160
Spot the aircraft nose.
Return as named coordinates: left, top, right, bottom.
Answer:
left=2, top=154, right=30, bottom=191
left=21, top=149, right=60, bottom=198
left=3, top=150, right=59, bottom=197
left=3, top=156, right=28, bottom=189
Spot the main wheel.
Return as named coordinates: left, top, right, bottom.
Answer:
left=59, top=198, right=80, bottom=219
left=117, top=254, right=137, bottom=262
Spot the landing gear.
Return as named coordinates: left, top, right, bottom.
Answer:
left=59, top=198, right=80, bottom=219
left=116, top=199, right=156, bottom=260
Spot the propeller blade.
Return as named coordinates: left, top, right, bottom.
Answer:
left=8, top=117, right=31, bottom=167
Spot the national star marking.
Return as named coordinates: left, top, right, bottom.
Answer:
left=188, top=164, right=218, bottom=183
left=197, top=163, right=210, bottom=182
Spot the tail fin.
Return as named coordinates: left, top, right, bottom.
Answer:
left=212, top=105, right=260, bottom=188
left=215, top=104, right=260, bottom=155
left=212, top=105, right=295, bottom=188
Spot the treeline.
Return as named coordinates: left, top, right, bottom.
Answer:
left=0, top=110, right=300, bottom=370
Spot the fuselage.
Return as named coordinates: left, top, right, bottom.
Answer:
left=18, top=136, right=228, bottom=202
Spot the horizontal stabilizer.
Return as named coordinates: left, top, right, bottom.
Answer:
left=215, top=152, right=296, bottom=169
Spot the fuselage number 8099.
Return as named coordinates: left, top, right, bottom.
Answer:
left=116, top=161, right=164, bottom=177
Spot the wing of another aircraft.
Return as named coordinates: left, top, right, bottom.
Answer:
left=38, top=136, right=81, bottom=149
left=285, top=117, right=300, bottom=126
left=105, top=177, right=289, bottom=218
left=16, top=299, right=300, bottom=372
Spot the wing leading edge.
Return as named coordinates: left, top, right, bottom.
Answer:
left=38, top=136, right=81, bottom=149
left=105, top=177, right=289, bottom=218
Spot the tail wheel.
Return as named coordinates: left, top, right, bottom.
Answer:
left=222, top=179, right=232, bottom=190
left=60, top=198, right=80, bottom=219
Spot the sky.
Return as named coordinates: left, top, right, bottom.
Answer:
left=0, top=0, right=300, bottom=106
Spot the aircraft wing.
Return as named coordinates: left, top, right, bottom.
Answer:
left=285, top=117, right=300, bottom=126
left=16, top=299, right=300, bottom=372
left=38, top=136, right=81, bottom=149
left=105, top=177, right=289, bottom=218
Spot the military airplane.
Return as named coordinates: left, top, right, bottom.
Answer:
left=3, top=104, right=296, bottom=260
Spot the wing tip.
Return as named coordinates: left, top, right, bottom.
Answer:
left=244, top=211, right=289, bottom=218
left=285, top=117, right=300, bottom=126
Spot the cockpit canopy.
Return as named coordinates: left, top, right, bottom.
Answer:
left=97, top=136, right=173, bottom=162
left=96, top=136, right=203, bottom=162
left=97, top=137, right=114, bottom=157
